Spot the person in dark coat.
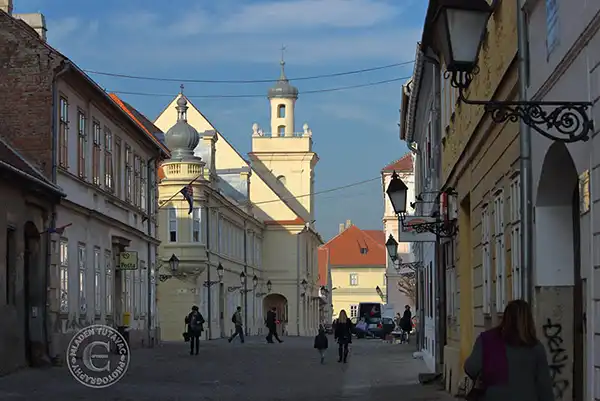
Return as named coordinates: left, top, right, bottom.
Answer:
left=333, top=309, right=354, bottom=363
left=185, top=305, right=205, bottom=355
left=400, top=305, right=412, bottom=343
left=314, top=325, right=329, bottom=364
left=265, top=307, right=283, bottom=343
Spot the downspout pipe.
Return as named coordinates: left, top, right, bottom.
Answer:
left=296, top=230, right=301, bottom=336
left=517, top=0, right=533, bottom=303
left=206, top=205, right=212, bottom=339
left=243, top=221, right=249, bottom=336
left=146, top=157, right=157, bottom=347
left=46, top=60, right=70, bottom=361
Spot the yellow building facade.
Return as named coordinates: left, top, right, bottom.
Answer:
left=155, top=61, right=322, bottom=339
left=420, top=0, right=520, bottom=394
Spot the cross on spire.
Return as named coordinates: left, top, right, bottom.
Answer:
left=180, top=84, right=185, bottom=94
left=279, top=45, right=288, bottom=80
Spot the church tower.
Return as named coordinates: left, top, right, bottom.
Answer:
left=250, top=55, right=318, bottom=222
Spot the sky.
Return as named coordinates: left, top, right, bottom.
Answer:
left=14, top=0, right=427, bottom=241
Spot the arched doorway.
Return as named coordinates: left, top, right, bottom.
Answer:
left=263, top=294, right=288, bottom=336
left=535, top=142, right=583, bottom=401
left=23, top=221, right=43, bottom=366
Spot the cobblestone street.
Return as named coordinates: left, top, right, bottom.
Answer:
left=0, top=336, right=452, bottom=400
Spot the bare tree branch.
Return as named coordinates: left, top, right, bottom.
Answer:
left=397, top=273, right=416, bottom=305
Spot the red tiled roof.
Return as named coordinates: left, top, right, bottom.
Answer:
left=318, top=247, right=329, bottom=286
left=363, top=230, right=385, bottom=244
left=381, top=153, right=413, bottom=173
left=322, top=225, right=386, bottom=267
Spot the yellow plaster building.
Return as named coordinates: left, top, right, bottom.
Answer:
left=155, top=60, right=323, bottom=340
left=419, top=0, right=520, bottom=394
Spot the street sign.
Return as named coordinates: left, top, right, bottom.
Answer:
left=119, top=251, right=138, bottom=270
left=400, top=216, right=436, bottom=242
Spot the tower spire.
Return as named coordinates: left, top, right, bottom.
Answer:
left=176, top=84, right=188, bottom=121
left=279, top=44, right=288, bottom=81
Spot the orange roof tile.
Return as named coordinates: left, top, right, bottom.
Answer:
left=363, top=230, right=385, bottom=244
left=322, top=225, right=386, bottom=267
left=381, top=153, right=413, bottom=173
left=318, top=248, right=329, bottom=286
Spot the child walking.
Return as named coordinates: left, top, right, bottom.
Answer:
left=314, top=325, right=329, bottom=364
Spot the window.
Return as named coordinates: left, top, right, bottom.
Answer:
left=94, top=247, right=101, bottom=315
left=168, top=207, right=177, bottom=242
left=115, top=137, right=122, bottom=197
left=125, top=145, right=133, bottom=202
left=104, top=128, right=113, bottom=191
left=546, top=0, right=559, bottom=55
left=77, top=110, right=87, bottom=178
left=360, top=247, right=368, bottom=254
left=125, top=271, right=132, bottom=313
left=278, top=125, right=285, bottom=137
left=149, top=162, right=157, bottom=216
left=510, top=175, right=522, bottom=299
left=494, top=192, right=505, bottom=312
left=59, top=97, right=69, bottom=167
left=444, top=241, right=457, bottom=317
left=59, top=239, right=69, bottom=313
left=278, top=104, right=285, bottom=118
left=78, top=243, right=87, bottom=315
left=350, top=304, right=358, bottom=318
left=349, top=273, right=358, bottom=286
left=140, top=159, right=147, bottom=212
left=134, top=154, right=141, bottom=207
left=105, top=250, right=113, bottom=315
left=192, top=207, right=201, bottom=242
left=482, top=205, right=492, bottom=314
left=134, top=267, right=140, bottom=316
left=92, top=121, right=102, bottom=186
left=428, top=262, right=433, bottom=317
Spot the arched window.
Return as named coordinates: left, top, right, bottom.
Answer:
left=278, top=104, right=286, bottom=118
left=278, top=125, right=285, bottom=137
left=277, top=175, right=286, bottom=186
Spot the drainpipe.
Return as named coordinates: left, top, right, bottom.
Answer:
left=517, top=0, right=533, bottom=303
left=206, top=204, right=212, bottom=339
left=296, top=230, right=301, bottom=336
left=243, top=220, right=249, bottom=336
left=45, top=60, right=70, bottom=361
left=146, top=156, right=157, bottom=347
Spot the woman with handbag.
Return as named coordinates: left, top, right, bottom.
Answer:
left=184, top=305, right=205, bottom=356
left=334, top=310, right=354, bottom=363
left=463, top=300, right=553, bottom=401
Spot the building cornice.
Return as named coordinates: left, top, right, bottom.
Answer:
left=406, top=45, right=426, bottom=143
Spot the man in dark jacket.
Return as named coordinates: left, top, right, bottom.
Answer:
left=185, top=305, right=205, bottom=355
left=400, top=305, right=412, bottom=343
left=265, top=307, right=283, bottom=343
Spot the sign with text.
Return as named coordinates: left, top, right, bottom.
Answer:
left=399, top=216, right=436, bottom=242
left=119, top=251, right=138, bottom=270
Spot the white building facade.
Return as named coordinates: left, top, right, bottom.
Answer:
left=525, top=1, right=600, bottom=400
left=399, top=44, right=444, bottom=373
left=50, top=70, right=166, bottom=358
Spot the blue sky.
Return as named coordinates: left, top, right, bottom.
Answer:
left=15, top=0, right=427, bottom=241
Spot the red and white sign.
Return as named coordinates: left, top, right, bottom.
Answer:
left=399, top=216, right=436, bottom=242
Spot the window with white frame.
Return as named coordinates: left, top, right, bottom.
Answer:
left=191, top=207, right=201, bottom=243
left=168, top=207, right=177, bottom=242
left=349, top=273, right=358, bottom=286
left=350, top=304, right=358, bottom=318
left=59, top=239, right=69, bottom=313
left=78, top=243, right=87, bottom=315
left=493, top=191, right=506, bottom=312
left=444, top=241, right=457, bottom=318
left=134, top=266, right=140, bottom=316
left=94, top=247, right=101, bottom=315
left=482, top=205, right=492, bottom=314
left=509, top=174, right=521, bottom=299
left=125, top=271, right=133, bottom=313
left=105, top=250, right=113, bottom=315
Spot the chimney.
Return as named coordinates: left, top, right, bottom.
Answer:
left=338, top=224, right=345, bottom=234
left=345, top=219, right=352, bottom=229
left=14, top=13, right=47, bottom=41
left=0, top=0, right=13, bottom=14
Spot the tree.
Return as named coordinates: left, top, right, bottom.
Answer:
left=397, top=271, right=416, bottom=305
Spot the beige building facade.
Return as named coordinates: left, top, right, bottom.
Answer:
left=155, top=61, right=322, bottom=338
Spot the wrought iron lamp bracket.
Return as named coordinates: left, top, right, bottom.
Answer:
left=255, top=292, right=268, bottom=297
left=446, top=68, right=593, bottom=143
left=158, top=273, right=187, bottom=282
left=228, top=286, right=242, bottom=292
left=203, top=280, right=220, bottom=288
left=393, top=260, right=423, bottom=271
left=399, top=212, right=458, bottom=239
left=241, top=288, right=254, bottom=294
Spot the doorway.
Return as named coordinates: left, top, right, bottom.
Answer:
left=23, top=221, right=41, bottom=366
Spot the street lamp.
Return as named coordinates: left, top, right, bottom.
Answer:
left=252, top=275, right=259, bottom=288
left=158, top=254, right=185, bottom=282
left=385, top=234, right=423, bottom=271
left=203, top=262, right=224, bottom=287
left=255, top=278, right=272, bottom=297
left=168, top=254, right=179, bottom=272
left=228, top=271, right=244, bottom=292
left=431, top=0, right=592, bottom=142
left=300, top=279, right=308, bottom=298
left=267, top=280, right=272, bottom=292
left=386, top=172, right=458, bottom=238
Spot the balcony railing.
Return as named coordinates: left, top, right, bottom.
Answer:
left=162, top=161, right=205, bottom=181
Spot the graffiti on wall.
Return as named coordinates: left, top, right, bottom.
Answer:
left=542, top=318, right=570, bottom=400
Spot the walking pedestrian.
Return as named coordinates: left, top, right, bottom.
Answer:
left=185, top=305, right=205, bottom=355
left=265, top=306, right=283, bottom=343
left=314, top=325, right=329, bottom=364
left=464, top=299, right=553, bottom=401
left=228, top=306, right=245, bottom=344
left=400, top=305, right=412, bottom=343
left=333, top=309, right=353, bottom=363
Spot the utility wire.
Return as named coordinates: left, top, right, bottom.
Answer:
left=160, top=175, right=381, bottom=210
left=109, top=76, right=411, bottom=99
left=85, top=60, right=415, bottom=84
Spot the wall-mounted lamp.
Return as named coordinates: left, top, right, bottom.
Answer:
left=256, top=279, right=272, bottom=297
left=385, top=234, right=423, bottom=271
left=158, top=254, right=186, bottom=282
left=203, top=262, right=224, bottom=287
left=228, top=271, right=246, bottom=292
